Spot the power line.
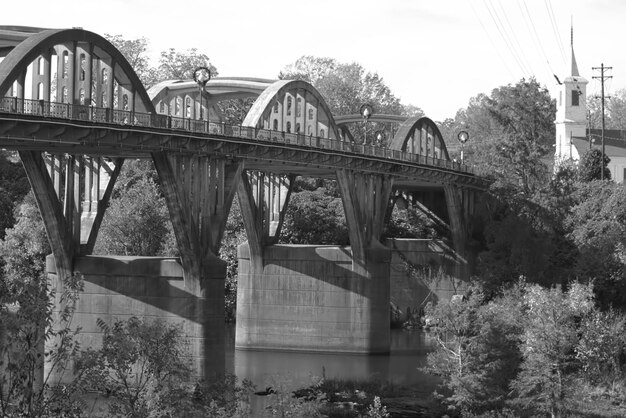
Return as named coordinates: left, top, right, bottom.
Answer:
left=592, top=63, right=612, bottom=180
left=483, top=0, right=530, bottom=76
left=544, top=0, right=567, bottom=64
left=494, top=0, right=536, bottom=77
left=469, top=1, right=516, bottom=79
left=517, top=0, right=555, bottom=81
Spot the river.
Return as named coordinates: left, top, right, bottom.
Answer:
left=225, top=325, right=440, bottom=395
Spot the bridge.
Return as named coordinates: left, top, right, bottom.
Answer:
left=0, top=26, right=486, bottom=380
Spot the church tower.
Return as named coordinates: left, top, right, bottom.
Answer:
left=555, top=25, right=588, bottom=164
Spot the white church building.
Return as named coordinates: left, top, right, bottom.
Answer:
left=554, top=35, right=626, bottom=182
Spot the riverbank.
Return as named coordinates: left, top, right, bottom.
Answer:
left=292, top=377, right=447, bottom=417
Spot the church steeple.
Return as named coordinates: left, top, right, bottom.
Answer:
left=555, top=19, right=588, bottom=165
left=570, top=21, right=580, bottom=77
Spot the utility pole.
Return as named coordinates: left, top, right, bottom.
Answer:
left=592, top=63, right=612, bottom=180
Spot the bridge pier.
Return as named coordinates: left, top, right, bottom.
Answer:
left=19, top=151, right=122, bottom=385
left=236, top=244, right=390, bottom=353
left=236, top=169, right=394, bottom=353
left=152, top=152, right=242, bottom=378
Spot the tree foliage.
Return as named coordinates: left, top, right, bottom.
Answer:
left=578, top=148, right=611, bottom=182
left=509, top=282, right=595, bottom=417
left=588, top=88, right=626, bottom=130
left=279, top=56, right=422, bottom=145
left=280, top=187, right=349, bottom=245
left=446, top=79, right=555, bottom=195
left=425, top=280, right=626, bottom=416
left=94, top=161, right=173, bottom=256
left=0, top=194, right=84, bottom=417
left=156, top=48, right=217, bottom=81
left=424, top=285, right=523, bottom=412
left=104, top=34, right=158, bottom=88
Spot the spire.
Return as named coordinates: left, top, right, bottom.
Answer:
left=570, top=18, right=580, bottom=76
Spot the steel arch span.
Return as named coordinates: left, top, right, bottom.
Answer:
left=147, top=77, right=275, bottom=122
left=390, top=116, right=450, bottom=161
left=242, top=79, right=342, bottom=140
left=0, top=26, right=154, bottom=114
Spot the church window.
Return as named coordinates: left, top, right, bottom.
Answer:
left=273, top=119, right=278, bottom=130
left=308, top=108, right=313, bottom=120
left=296, top=123, right=300, bottom=133
left=287, top=96, right=292, bottom=116
left=286, top=121, right=291, bottom=133
left=572, top=90, right=579, bottom=106
left=297, top=98, right=302, bottom=117
left=273, top=102, right=278, bottom=113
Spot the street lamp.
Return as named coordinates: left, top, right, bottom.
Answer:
left=193, top=66, right=211, bottom=125
left=360, top=103, right=373, bottom=145
left=457, top=130, right=469, bottom=164
left=374, top=130, right=385, bottom=146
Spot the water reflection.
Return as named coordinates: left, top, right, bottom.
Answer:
left=225, top=325, right=439, bottom=393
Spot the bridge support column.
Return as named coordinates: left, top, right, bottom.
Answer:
left=236, top=170, right=394, bottom=353
left=237, top=171, right=295, bottom=272
left=152, top=152, right=242, bottom=379
left=443, top=184, right=473, bottom=280
left=19, top=151, right=122, bottom=385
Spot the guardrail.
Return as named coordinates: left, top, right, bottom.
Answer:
left=0, top=96, right=472, bottom=174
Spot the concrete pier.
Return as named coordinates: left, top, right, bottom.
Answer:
left=236, top=244, right=391, bottom=353
left=45, top=255, right=225, bottom=382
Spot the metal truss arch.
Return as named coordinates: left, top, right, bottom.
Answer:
left=242, top=79, right=342, bottom=140
left=0, top=27, right=155, bottom=113
left=148, top=77, right=275, bottom=121
left=389, top=116, right=450, bottom=160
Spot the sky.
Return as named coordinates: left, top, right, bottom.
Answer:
left=3, top=0, right=626, bottom=121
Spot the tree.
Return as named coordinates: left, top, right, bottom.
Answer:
left=157, top=48, right=217, bottom=81
left=78, top=317, right=193, bottom=417
left=509, top=282, right=595, bottom=417
left=0, top=189, right=14, bottom=240
left=566, top=181, right=626, bottom=308
left=279, top=56, right=422, bottom=145
left=588, top=88, right=626, bottom=130
left=424, top=284, right=523, bottom=412
left=484, top=78, right=555, bottom=194
left=0, top=194, right=84, bottom=417
left=280, top=187, right=349, bottom=245
left=105, top=34, right=158, bottom=88
left=575, top=308, right=626, bottom=391
left=578, top=148, right=611, bottom=182
left=94, top=162, right=172, bottom=256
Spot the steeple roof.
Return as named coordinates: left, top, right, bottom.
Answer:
left=571, top=45, right=580, bottom=77
left=570, top=22, right=580, bottom=76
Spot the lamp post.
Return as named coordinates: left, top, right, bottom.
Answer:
left=457, top=130, right=469, bottom=164
left=374, top=130, right=385, bottom=147
left=360, top=103, right=373, bottom=145
left=193, top=66, right=211, bottom=127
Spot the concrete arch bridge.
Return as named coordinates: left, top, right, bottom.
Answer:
left=0, top=26, right=487, bottom=379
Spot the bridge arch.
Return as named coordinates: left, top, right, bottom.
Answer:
left=389, top=116, right=450, bottom=160
left=147, top=77, right=274, bottom=121
left=0, top=27, right=154, bottom=113
left=242, top=79, right=342, bottom=139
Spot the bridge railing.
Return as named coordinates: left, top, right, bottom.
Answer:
left=0, top=97, right=472, bottom=174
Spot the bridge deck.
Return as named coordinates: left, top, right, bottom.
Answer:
left=0, top=97, right=484, bottom=189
